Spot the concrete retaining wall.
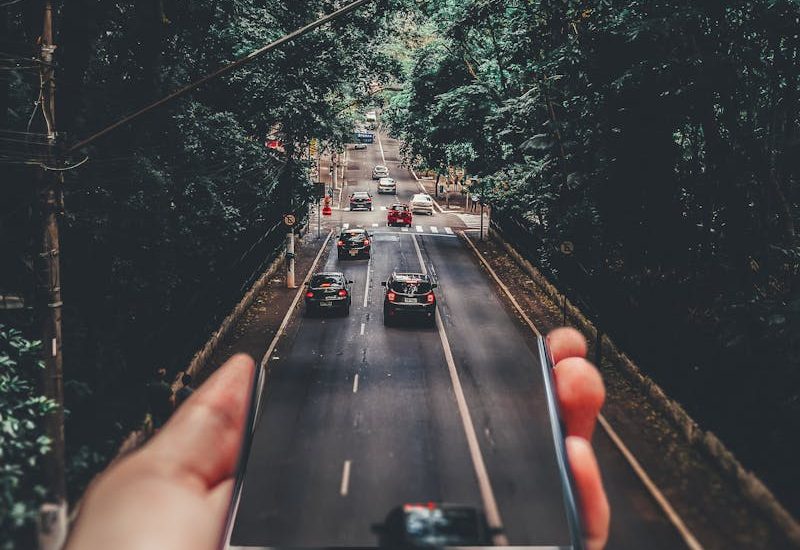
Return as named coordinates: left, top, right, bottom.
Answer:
left=489, top=226, right=800, bottom=545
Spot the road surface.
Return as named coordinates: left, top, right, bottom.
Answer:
left=229, top=133, right=687, bottom=549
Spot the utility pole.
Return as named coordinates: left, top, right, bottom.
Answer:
left=36, top=1, right=68, bottom=548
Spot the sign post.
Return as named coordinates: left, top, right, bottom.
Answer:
left=284, top=213, right=297, bottom=288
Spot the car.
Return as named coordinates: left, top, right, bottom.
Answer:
left=373, top=503, right=497, bottom=548
left=377, top=177, right=397, bottom=194
left=353, top=143, right=367, bottom=150
left=382, top=273, right=437, bottom=326
left=304, top=272, right=353, bottom=316
left=410, top=193, right=434, bottom=216
left=387, top=203, right=412, bottom=227
left=337, top=228, right=372, bottom=259
left=372, top=165, right=390, bottom=179
left=349, top=191, right=373, bottom=211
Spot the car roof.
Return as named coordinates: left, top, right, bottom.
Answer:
left=374, top=165, right=388, bottom=169
left=311, top=272, right=344, bottom=278
left=412, top=193, right=431, bottom=199
left=352, top=191, right=370, bottom=196
left=342, top=227, right=368, bottom=233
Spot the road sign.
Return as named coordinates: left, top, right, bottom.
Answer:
left=313, top=184, right=326, bottom=199
left=560, top=241, right=575, bottom=255
left=283, top=213, right=297, bottom=227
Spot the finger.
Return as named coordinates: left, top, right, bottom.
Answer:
left=554, top=356, right=605, bottom=439
left=547, top=327, right=587, bottom=364
left=567, top=436, right=610, bottom=550
left=146, top=353, right=256, bottom=488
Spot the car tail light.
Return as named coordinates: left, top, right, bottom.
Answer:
left=387, top=291, right=396, bottom=302
left=367, top=198, right=372, bottom=202
left=338, top=289, right=348, bottom=297
left=337, top=240, right=344, bottom=246
left=363, top=239, right=370, bottom=245
left=426, top=293, right=435, bottom=304
left=305, top=291, right=314, bottom=298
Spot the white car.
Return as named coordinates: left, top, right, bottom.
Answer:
left=377, top=178, right=397, bottom=194
left=372, top=165, right=390, bottom=179
left=410, top=193, right=434, bottom=215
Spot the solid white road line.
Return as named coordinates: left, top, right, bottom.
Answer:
left=377, top=132, right=386, bottom=165
left=460, top=232, right=703, bottom=550
left=411, top=234, right=507, bottom=544
left=445, top=227, right=454, bottom=235
left=416, top=225, right=423, bottom=233
left=224, top=230, right=334, bottom=547
left=430, top=226, right=439, bottom=234
left=353, top=374, right=359, bottom=393
left=340, top=460, right=352, bottom=496
left=363, top=255, right=372, bottom=308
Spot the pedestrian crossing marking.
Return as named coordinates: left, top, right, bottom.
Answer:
left=401, top=227, right=409, bottom=232
left=372, top=223, right=379, bottom=227
left=342, top=223, right=350, bottom=229
left=430, top=226, right=439, bottom=233
left=416, top=225, right=423, bottom=233
left=380, top=206, right=387, bottom=211
left=444, top=227, right=454, bottom=235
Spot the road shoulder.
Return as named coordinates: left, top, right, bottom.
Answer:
left=462, top=232, right=796, bottom=549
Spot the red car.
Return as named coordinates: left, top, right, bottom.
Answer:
left=387, top=203, right=412, bottom=227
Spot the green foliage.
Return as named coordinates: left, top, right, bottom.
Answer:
left=0, top=326, right=56, bottom=549
left=1, top=0, right=394, bottom=506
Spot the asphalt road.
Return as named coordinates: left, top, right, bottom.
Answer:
left=229, top=133, right=687, bottom=548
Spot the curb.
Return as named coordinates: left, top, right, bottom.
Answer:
left=488, top=226, right=800, bottom=546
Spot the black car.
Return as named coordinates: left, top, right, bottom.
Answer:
left=349, top=191, right=373, bottom=211
left=373, top=503, right=497, bottom=548
left=382, top=273, right=437, bottom=326
left=304, top=272, right=352, bottom=316
left=338, top=228, right=372, bottom=259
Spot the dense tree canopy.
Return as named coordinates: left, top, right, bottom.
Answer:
left=386, top=0, right=800, bottom=514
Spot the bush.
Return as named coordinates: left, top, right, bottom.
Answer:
left=0, top=325, right=57, bottom=550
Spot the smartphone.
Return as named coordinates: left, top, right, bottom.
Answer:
left=537, top=334, right=586, bottom=550
left=219, top=338, right=586, bottom=549
left=219, top=360, right=265, bottom=550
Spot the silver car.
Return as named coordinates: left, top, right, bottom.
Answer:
left=410, top=193, right=434, bottom=215
left=372, top=165, right=390, bottom=179
left=377, top=177, right=397, bottom=194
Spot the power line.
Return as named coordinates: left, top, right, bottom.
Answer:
left=68, top=0, right=377, bottom=154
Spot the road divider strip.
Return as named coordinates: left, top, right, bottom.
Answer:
left=340, top=460, right=352, bottom=496
left=411, top=235, right=508, bottom=545
left=460, top=231, right=703, bottom=550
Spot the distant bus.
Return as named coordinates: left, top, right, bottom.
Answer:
left=355, top=131, right=374, bottom=144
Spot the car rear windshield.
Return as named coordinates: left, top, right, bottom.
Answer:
left=390, top=205, right=408, bottom=211
left=390, top=279, right=432, bottom=294
left=310, top=275, right=341, bottom=287
left=342, top=229, right=367, bottom=237
left=413, top=196, right=431, bottom=202
left=404, top=508, right=481, bottom=545
left=352, top=193, right=370, bottom=198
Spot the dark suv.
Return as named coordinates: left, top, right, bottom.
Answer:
left=381, top=273, right=437, bottom=326
left=337, top=228, right=372, bottom=259
left=349, top=191, right=373, bottom=211
left=304, top=272, right=352, bottom=316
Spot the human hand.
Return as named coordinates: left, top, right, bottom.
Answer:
left=65, top=353, right=256, bottom=550
left=548, top=327, right=610, bottom=550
